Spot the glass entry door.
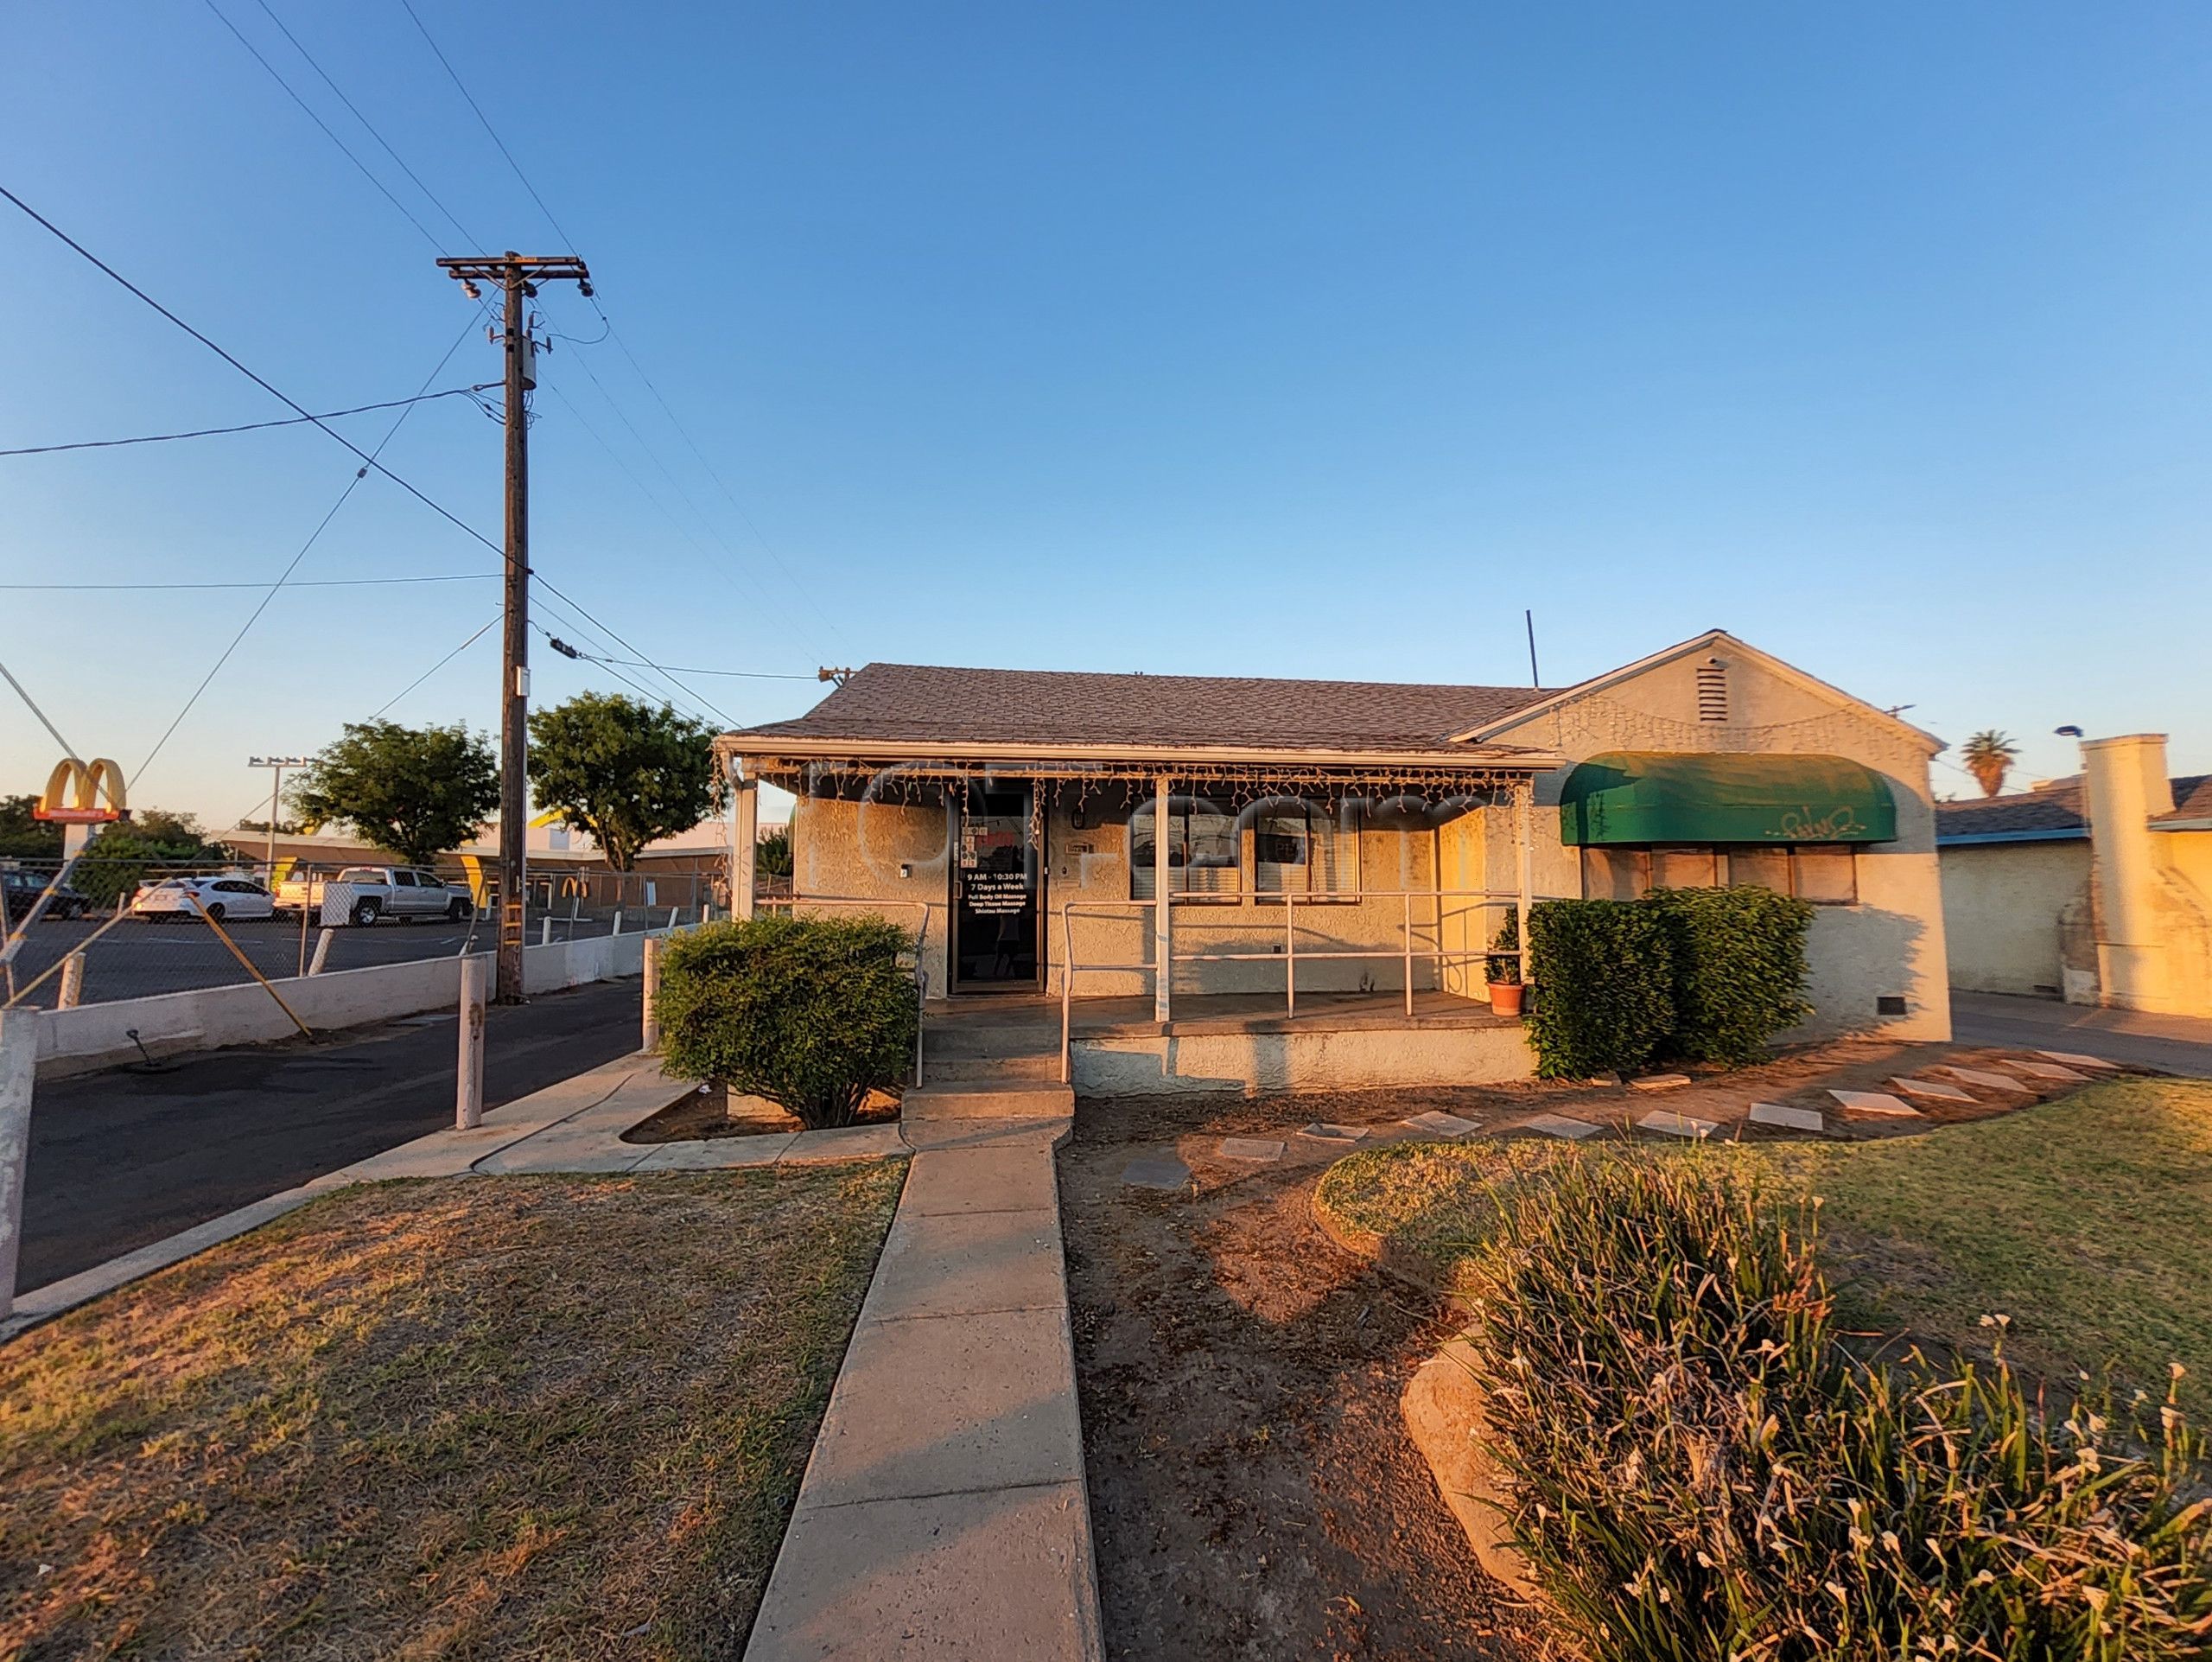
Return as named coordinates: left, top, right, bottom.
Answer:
left=952, top=783, right=1042, bottom=990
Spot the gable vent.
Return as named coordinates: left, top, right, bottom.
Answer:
left=1695, top=661, right=1728, bottom=723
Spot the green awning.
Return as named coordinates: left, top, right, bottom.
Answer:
left=1558, top=752, right=1897, bottom=846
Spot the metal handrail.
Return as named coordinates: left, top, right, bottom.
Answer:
left=1053, top=887, right=1560, bottom=1084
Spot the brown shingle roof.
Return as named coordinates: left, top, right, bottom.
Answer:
left=730, top=663, right=1554, bottom=755
left=2155, top=774, right=2212, bottom=824
left=1936, top=774, right=2212, bottom=839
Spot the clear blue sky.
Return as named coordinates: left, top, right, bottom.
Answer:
left=4, top=3, right=2209, bottom=825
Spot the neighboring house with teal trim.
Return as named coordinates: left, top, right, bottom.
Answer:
left=1939, top=742, right=2212, bottom=1016
left=720, top=627, right=1950, bottom=1055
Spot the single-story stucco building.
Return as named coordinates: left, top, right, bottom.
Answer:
left=716, top=629, right=1948, bottom=1092
left=1938, top=735, right=2212, bottom=1016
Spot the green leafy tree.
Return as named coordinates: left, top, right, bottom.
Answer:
left=756, top=825, right=794, bottom=878
left=525, top=693, right=723, bottom=871
left=290, top=720, right=499, bottom=866
left=1961, top=729, right=2019, bottom=798
left=0, top=794, right=63, bottom=860
left=73, top=809, right=238, bottom=905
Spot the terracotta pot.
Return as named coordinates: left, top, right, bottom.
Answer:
left=1487, top=981, right=1524, bottom=1017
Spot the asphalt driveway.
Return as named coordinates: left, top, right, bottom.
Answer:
left=16, top=977, right=651, bottom=1294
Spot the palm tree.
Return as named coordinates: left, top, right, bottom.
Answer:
left=1961, top=729, right=2020, bottom=799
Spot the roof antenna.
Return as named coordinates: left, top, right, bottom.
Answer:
left=1524, top=609, right=1541, bottom=688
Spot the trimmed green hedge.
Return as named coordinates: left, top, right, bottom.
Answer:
left=655, top=914, right=918, bottom=1130
left=1461, top=1150, right=2212, bottom=1659
left=1645, top=884, right=1815, bottom=1065
left=1525, top=901, right=1675, bottom=1079
left=1524, top=886, right=1815, bottom=1079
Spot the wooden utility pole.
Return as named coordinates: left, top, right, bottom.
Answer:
left=436, top=252, right=591, bottom=1003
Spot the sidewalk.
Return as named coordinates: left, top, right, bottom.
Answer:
left=1950, top=990, right=2212, bottom=1077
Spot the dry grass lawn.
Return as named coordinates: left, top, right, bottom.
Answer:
left=0, top=1162, right=906, bottom=1661
left=1314, top=1077, right=2212, bottom=1407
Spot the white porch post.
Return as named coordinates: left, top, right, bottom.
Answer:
left=1154, top=774, right=1173, bottom=1022
left=1516, top=780, right=1535, bottom=984
left=731, top=776, right=759, bottom=921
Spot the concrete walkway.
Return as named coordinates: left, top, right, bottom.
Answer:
left=745, top=1082, right=1103, bottom=1661
left=1951, top=990, right=2212, bottom=1077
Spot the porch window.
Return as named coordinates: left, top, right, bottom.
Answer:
left=1130, top=799, right=1240, bottom=901
left=1584, top=844, right=1859, bottom=905
left=1253, top=801, right=1356, bottom=901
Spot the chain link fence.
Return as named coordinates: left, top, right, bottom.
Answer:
left=0, top=855, right=721, bottom=1012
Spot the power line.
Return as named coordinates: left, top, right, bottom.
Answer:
left=201, top=0, right=445, bottom=252
left=389, top=3, right=842, bottom=653
left=0, top=657, right=79, bottom=760
left=373, top=613, right=500, bottom=717
left=1, top=574, right=496, bottom=592
left=136, top=319, right=478, bottom=782
left=0, top=181, right=509, bottom=561
left=0, top=385, right=493, bottom=456
left=543, top=646, right=816, bottom=681
left=397, top=0, right=582, bottom=251
left=247, top=0, right=482, bottom=248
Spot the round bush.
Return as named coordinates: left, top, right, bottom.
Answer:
left=655, top=914, right=919, bottom=1130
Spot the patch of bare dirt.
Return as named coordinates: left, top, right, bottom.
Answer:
left=1059, top=1090, right=1554, bottom=1661
left=623, top=1079, right=900, bottom=1142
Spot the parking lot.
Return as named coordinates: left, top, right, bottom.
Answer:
left=2, top=909, right=632, bottom=1009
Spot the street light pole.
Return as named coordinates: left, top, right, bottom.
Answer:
left=436, top=252, right=592, bottom=1004
left=247, top=755, right=310, bottom=873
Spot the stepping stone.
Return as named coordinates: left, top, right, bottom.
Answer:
left=1891, top=1077, right=1976, bottom=1104
left=1121, top=1155, right=1192, bottom=1191
left=1630, top=1073, right=1693, bottom=1092
left=1937, top=1066, right=2034, bottom=1092
left=1298, top=1122, right=1369, bottom=1142
left=1748, top=1101, right=1824, bottom=1132
left=1522, top=1114, right=1599, bottom=1140
left=1637, top=1109, right=1718, bottom=1139
left=1402, top=1110, right=1482, bottom=1138
left=2039, top=1050, right=2118, bottom=1070
left=1828, top=1089, right=1925, bottom=1119
left=1217, top=1137, right=1285, bottom=1162
left=1999, top=1060, right=2089, bottom=1083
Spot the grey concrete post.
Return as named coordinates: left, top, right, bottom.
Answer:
left=56, top=952, right=86, bottom=1009
left=610, top=908, right=623, bottom=937
left=539, top=915, right=552, bottom=946
left=641, top=933, right=664, bottom=1054
left=0, top=1011, right=34, bottom=1321
left=308, top=928, right=335, bottom=976
left=456, top=956, right=487, bottom=1129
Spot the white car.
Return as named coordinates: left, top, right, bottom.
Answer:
left=130, top=875, right=278, bottom=923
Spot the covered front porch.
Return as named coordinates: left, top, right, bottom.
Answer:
left=921, top=985, right=1538, bottom=1097
left=724, top=748, right=1560, bottom=1011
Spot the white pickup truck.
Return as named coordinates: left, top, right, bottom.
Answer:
left=281, top=865, right=476, bottom=927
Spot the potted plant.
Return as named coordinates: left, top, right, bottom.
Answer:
left=1485, top=909, right=1526, bottom=1017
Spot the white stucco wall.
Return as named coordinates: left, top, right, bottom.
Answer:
left=1937, top=839, right=2088, bottom=998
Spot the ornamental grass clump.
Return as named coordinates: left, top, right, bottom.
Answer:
left=655, top=914, right=918, bottom=1129
left=1459, top=1149, right=2212, bottom=1659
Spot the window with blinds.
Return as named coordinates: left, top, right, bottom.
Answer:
left=1129, top=799, right=1241, bottom=900
left=1254, top=802, right=1356, bottom=900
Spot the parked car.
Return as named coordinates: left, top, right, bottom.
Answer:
left=320, top=865, right=475, bottom=927
left=1, top=869, right=93, bottom=922
left=130, top=875, right=277, bottom=923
